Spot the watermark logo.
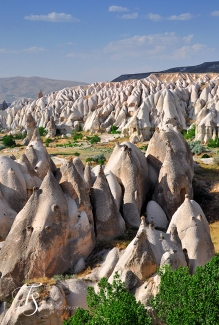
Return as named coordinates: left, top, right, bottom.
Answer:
left=12, top=282, right=42, bottom=316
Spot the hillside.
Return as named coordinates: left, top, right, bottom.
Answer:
left=112, top=61, right=219, bottom=82
left=0, top=76, right=88, bottom=103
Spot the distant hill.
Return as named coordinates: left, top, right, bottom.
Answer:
left=0, top=76, right=88, bottom=103
left=112, top=61, right=219, bottom=82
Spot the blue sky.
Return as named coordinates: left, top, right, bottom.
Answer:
left=0, top=0, right=218, bottom=83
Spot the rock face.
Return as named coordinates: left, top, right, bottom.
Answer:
left=22, top=113, right=36, bottom=146
left=109, top=217, right=157, bottom=288
left=105, top=142, right=148, bottom=228
left=0, top=155, right=42, bottom=240
left=146, top=125, right=194, bottom=219
left=1, top=73, right=219, bottom=142
left=46, top=116, right=56, bottom=138
left=167, top=195, right=215, bottom=273
left=146, top=200, right=168, bottom=230
left=25, top=129, right=56, bottom=180
left=1, top=284, right=69, bottom=325
left=0, top=172, right=94, bottom=299
left=90, top=166, right=125, bottom=241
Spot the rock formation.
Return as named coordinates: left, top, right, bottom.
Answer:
left=105, top=142, right=148, bottom=228
left=90, top=166, right=125, bottom=240
left=146, top=125, right=193, bottom=219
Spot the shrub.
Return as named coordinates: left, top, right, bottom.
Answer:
left=72, top=132, right=83, bottom=141
left=109, top=125, right=121, bottom=134
left=73, top=152, right=80, bottom=157
left=139, top=145, right=148, bottom=152
left=181, top=124, right=196, bottom=140
left=207, top=137, right=219, bottom=148
left=45, top=138, right=52, bottom=147
left=2, top=135, right=16, bottom=147
left=38, top=127, right=48, bottom=136
left=188, top=141, right=204, bottom=155
left=86, top=135, right=101, bottom=144
left=201, top=153, right=211, bottom=158
left=151, top=254, right=219, bottom=325
left=13, top=132, right=27, bottom=140
left=92, top=154, right=106, bottom=163
left=64, top=273, right=152, bottom=325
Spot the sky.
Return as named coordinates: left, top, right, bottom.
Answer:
left=0, top=0, right=218, bottom=83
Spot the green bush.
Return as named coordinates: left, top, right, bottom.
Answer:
left=73, top=152, right=80, bottom=157
left=45, top=138, right=52, bottom=147
left=86, top=135, right=101, bottom=144
left=151, top=254, right=219, bottom=325
left=13, top=132, right=27, bottom=140
left=188, top=141, right=204, bottom=155
left=201, top=153, right=211, bottom=158
left=207, top=137, right=219, bottom=148
left=72, top=132, right=83, bottom=141
left=85, top=154, right=106, bottom=165
left=2, top=135, right=16, bottom=147
left=139, top=145, right=148, bottom=152
left=109, top=125, right=121, bottom=134
left=181, top=124, right=196, bottom=140
left=64, top=273, right=151, bottom=325
left=38, top=127, right=48, bottom=136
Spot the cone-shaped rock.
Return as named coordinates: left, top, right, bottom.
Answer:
left=167, top=195, right=215, bottom=273
left=105, top=142, right=148, bottom=228
left=91, top=166, right=125, bottom=240
left=0, top=172, right=70, bottom=299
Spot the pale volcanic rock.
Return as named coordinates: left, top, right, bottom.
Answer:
left=146, top=200, right=168, bottom=230
left=90, top=166, right=125, bottom=241
left=0, top=172, right=70, bottom=299
left=1, top=73, right=219, bottom=143
left=22, top=112, right=36, bottom=145
left=105, top=142, right=148, bottom=228
left=109, top=217, right=157, bottom=287
left=146, top=125, right=193, bottom=219
left=25, top=129, right=56, bottom=180
left=167, top=195, right=215, bottom=273
left=2, top=284, right=69, bottom=325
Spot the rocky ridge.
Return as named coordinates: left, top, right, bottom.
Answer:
left=1, top=72, right=219, bottom=144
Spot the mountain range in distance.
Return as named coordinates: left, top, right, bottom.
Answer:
left=0, top=76, right=88, bottom=103
left=112, top=61, right=219, bottom=82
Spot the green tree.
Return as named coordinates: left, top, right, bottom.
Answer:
left=151, top=254, right=219, bottom=325
left=2, top=135, right=16, bottom=147
left=64, top=273, right=151, bottom=325
left=38, top=127, right=48, bottom=136
left=181, top=124, right=196, bottom=140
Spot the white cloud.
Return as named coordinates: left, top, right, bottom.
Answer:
left=168, top=13, right=194, bottom=21
left=108, top=6, right=129, bottom=12
left=119, top=13, right=138, bottom=19
left=24, top=12, right=79, bottom=22
left=0, top=47, right=46, bottom=54
left=103, top=32, right=213, bottom=62
left=147, top=13, right=163, bottom=22
left=183, top=34, right=194, bottom=43
left=173, top=43, right=214, bottom=59
left=211, top=11, right=219, bottom=16
left=23, top=47, right=46, bottom=53
left=66, top=52, right=90, bottom=59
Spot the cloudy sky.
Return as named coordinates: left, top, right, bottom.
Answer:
left=1, top=0, right=218, bottom=83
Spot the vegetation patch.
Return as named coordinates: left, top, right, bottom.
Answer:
left=151, top=254, right=219, bottom=325
left=2, top=135, right=16, bottom=147
left=181, top=124, right=196, bottom=140
left=188, top=141, right=204, bottom=155
left=64, top=273, right=152, bottom=325
left=38, top=127, right=48, bottom=136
